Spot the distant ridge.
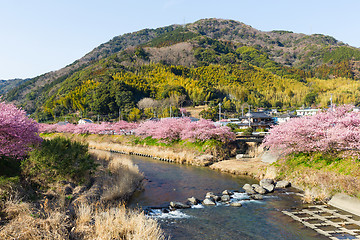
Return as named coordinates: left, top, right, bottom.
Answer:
left=5, top=18, right=360, bottom=120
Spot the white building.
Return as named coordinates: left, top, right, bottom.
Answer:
left=296, top=109, right=320, bottom=116
left=78, top=119, right=93, bottom=124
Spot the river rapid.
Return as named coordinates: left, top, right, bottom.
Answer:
left=120, top=154, right=327, bottom=240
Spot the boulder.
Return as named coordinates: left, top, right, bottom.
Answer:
left=221, top=195, right=231, bottom=202
left=222, top=190, right=233, bottom=195
left=202, top=198, right=216, bottom=205
left=275, top=180, right=291, bottom=188
left=243, top=184, right=253, bottom=192
left=169, top=201, right=191, bottom=209
left=187, top=197, right=200, bottom=205
left=250, top=194, right=264, bottom=200
left=205, top=192, right=215, bottom=199
left=230, top=202, right=243, bottom=207
left=213, top=195, right=221, bottom=202
left=262, top=183, right=274, bottom=193
left=260, top=179, right=274, bottom=186
left=205, top=192, right=220, bottom=201
left=252, top=184, right=267, bottom=194
left=243, top=184, right=256, bottom=195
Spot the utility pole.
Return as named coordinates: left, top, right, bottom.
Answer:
left=248, top=105, right=251, bottom=128
left=119, top=108, right=121, bottom=122
left=218, top=103, right=222, bottom=122
left=97, top=115, right=99, bottom=124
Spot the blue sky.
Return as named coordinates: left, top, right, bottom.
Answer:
left=1, top=0, right=359, bottom=79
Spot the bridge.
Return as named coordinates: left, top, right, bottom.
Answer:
left=235, top=135, right=265, bottom=143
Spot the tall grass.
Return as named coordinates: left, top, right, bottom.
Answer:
left=74, top=204, right=165, bottom=240
left=0, top=198, right=69, bottom=240
left=89, top=150, right=144, bottom=202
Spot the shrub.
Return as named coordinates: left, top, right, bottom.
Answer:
left=21, top=137, right=98, bottom=186
left=242, top=127, right=253, bottom=135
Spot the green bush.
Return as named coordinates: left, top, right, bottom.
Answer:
left=242, top=127, right=253, bottom=135
left=21, top=137, right=97, bottom=186
left=0, top=156, right=21, bottom=178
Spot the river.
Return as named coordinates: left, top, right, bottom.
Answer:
left=121, top=154, right=327, bottom=239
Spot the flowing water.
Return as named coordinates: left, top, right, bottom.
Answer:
left=121, top=154, right=327, bottom=240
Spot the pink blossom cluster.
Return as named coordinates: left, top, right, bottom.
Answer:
left=39, top=121, right=138, bottom=135
left=0, top=100, right=42, bottom=158
left=263, top=105, right=360, bottom=155
left=135, top=118, right=235, bottom=143
left=40, top=118, right=235, bottom=143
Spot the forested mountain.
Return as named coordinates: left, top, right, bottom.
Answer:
left=0, top=78, right=29, bottom=95
left=5, top=18, right=360, bottom=122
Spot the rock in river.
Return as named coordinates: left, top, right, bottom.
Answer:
left=230, top=202, right=243, bottom=207
left=250, top=194, right=264, bottom=200
left=222, top=189, right=233, bottom=195
left=260, top=178, right=274, bottom=186
left=261, top=183, right=274, bottom=193
left=187, top=197, right=200, bottom=205
left=243, top=184, right=256, bottom=194
left=221, top=194, right=231, bottom=202
left=203, top=198, right=216, bottom=205
left=252, top=184, right=267, bottom=194
left=170, top=201, right=191, bottom=209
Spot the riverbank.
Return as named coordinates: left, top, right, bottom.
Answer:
left=209, top=157, right=268, bottom=179
left=41, top=133, right=360, bottom=213
left=41, top=132, right=237, bottom=166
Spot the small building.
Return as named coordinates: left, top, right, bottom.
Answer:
left=296, top=108, right=320, bottom=116
left=78, top=119, right=93, bottom=125
left=237, top=111, right=274, bottom=130
left=274, top=113, right=297, bottom=124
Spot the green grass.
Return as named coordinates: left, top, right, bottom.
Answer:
left=273, top=151, right=360, bottom=198
left=276, top=152, right=356, bottom=174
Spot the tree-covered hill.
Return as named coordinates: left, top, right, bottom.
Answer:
left=0, top=78, right=29, bottom=95
left=5, top=18, right=360, bottom=121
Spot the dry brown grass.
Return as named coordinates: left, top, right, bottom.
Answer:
left=0, top=198, right=165, bottom=240
left=88, top=140, right=199, bottom=165
left=89, top=150, right=144, bottom=202
left=74, top=203, right=165, bottom=240
left=301, top=188, right=331, bottom=203
left=0, top=198, right=69, bottom=240
left=210, top=158, right=268, bottom=179
left=0, top=146, right=165, bottom=240
left=275, top=166, right=360, bottom=202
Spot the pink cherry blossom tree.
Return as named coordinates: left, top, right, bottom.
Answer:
left=0, top=100, right=42, bottom=158
left=263, top=105, right=360, bottom=155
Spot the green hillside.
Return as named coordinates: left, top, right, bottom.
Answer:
left=5, top=18, right=360, bottom=122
